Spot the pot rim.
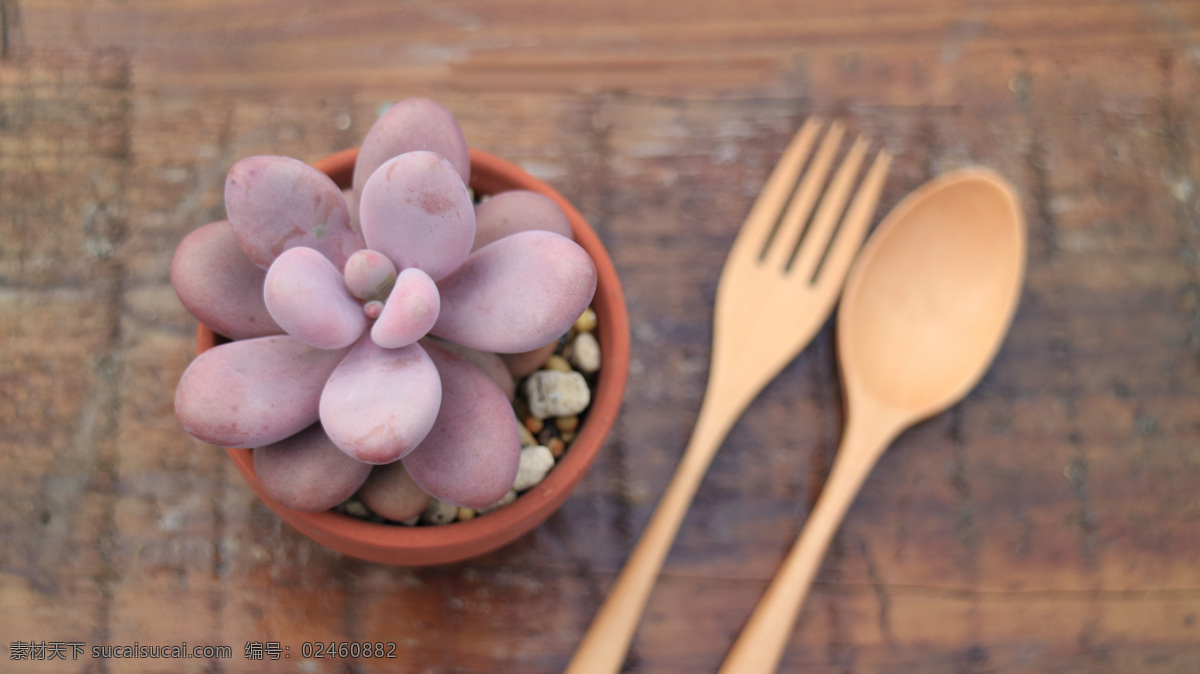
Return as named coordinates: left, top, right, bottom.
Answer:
left=198, top=147, right=630, bottom=566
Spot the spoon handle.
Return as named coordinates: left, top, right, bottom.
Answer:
left=718, top=410, right=900, bottom=674
left=565, top=396, right=740, bottom=674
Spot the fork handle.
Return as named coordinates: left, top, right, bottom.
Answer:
left=717, top=410, right=901, bottom=674
left=564, top=399, right=740, bottom=674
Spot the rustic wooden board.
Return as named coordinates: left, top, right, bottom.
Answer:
left=2, top=1, right=1199, bottom=672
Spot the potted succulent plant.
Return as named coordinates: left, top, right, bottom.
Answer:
left=171, top=98, right=629, bottom=565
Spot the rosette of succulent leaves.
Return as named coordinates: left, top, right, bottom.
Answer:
left=172, top=98, right=596, bottom=516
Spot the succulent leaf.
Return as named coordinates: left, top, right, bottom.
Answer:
left=401, top=342, right=522, bottom=509
left=423, top=336, right=516, bottom=400
left=343, top=249, right=398, bottom=302
left=264, top=247, right=368, bottom=350
left=472, top=189, right=574, bottom=252
left=343, top=188, right=360, bottom=233
left=500, top=341, right=561, bottom=379
left=358, top=461, right=432, bottom=522
left=433, top=230, right=597, bottom=353
left=353, top=97, right=470, bottom=199
left=175, top=335, right=350, bottom=449
left=171, top=220, right=283, bottom=340
left=371, top=267, right=441, bottom=349
left=319, top=338, right=442, bottom=464
left=226, top=155, right=364, bottom=269
left=253, top=423, right=373, bottom=513
left=359, top=151, right=476, bottom=281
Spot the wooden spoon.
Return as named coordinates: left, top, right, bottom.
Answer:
left=718, top=168, right=1026, bottom=673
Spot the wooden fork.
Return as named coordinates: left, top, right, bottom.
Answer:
left=564, top=119, right=891, bottom=674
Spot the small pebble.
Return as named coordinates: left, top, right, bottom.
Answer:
left=342, top=499, right=370, bottom=519
left=556, top=415, right=579, bottom=433
left=547, top=437, right=566, bottom=458
left=525, top=370, right=591, bottom=418
left=560, top=431, right=577, bottom=443
left=524, top=416, right=544, bottom=434
left=569, top=331, right=601, bottom=374
left=480, top=490, right=517, bottom=514
left=537, top=426, right=558, bottom=445
left=421, top=499, right=459, bottom=526
left=518, top=424, right=537, bottom=447
left=457, top=507, right=477, bottom=521
left=574, top=307, right=597, bottom=333
left=400, top=514, right=421, bottom=527
left=544, top=354, right=572, bottom=372
left=513, top=445, right=555, bottom=491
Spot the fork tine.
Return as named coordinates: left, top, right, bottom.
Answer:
left=761, top=121, right=846, bottom=272
left=811, top=149, right=892, bottom=287
left=786, top=134, right=869, bottom=278
left=728, top=118, right=823, bottom=261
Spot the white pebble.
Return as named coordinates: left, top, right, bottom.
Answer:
left=513, top=445, right=555, bottom=492
left=569, top=332, right=601, bottom=373
left=421, top=499, right=459, bottom=526
left=518, top=423, right=537, bottom=447
left=524, top=369, right=591, bottom=418
left=342, top=500, right=370, bottom=518
left=480, top=490, right=517, bottom=514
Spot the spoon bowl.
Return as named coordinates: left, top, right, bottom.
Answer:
left=839, top=168, right=1026, bottom=421
left=719, top=168, right=1026, bottom=674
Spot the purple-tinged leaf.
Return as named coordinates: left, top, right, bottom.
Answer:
left=226, top=155, right=364, bottom=269
left=371, top=267, right=440, bottom=349
left=253, top=423, right=372, bottom=513
left=433, top=230, right=597, bottom=353
left=472, top=189, right=574, bottom=252
left=359, top=151, right=476, bottom=281
left=358, top=461, right=432, bottom=522
left=424, top=337, right=516, bottom=400
left=171, top=220, right=283, bottom=340
left=319, top=338, right=441, bottom=464
left=343, top=188, right=360, bottom=234
left=264, top=247, right=367, bottom=350
left=500, top=341, right=560, bottom=379
left=343, top=249, right=397, bottom=302
left=353, top=97, right=470, bottom=198
left=402, top=342, right=521, bottom=509
left=175, top=335, right=350, bottom=449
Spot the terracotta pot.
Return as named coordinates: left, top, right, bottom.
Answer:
left=196, top=148, right=630, bottom=566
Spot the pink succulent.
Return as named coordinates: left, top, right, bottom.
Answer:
left=172, top=98, right=596, bottom=512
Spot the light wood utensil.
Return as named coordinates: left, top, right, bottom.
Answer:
left=718, top=168, right=1027, bottom=673
left=565, top=119, right=891, bottom=674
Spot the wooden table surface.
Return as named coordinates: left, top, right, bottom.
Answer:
left=4, top=1, right=1200, bottom=672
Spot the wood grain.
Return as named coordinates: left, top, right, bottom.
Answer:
left=2, top=0, right=1199, bottom=672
